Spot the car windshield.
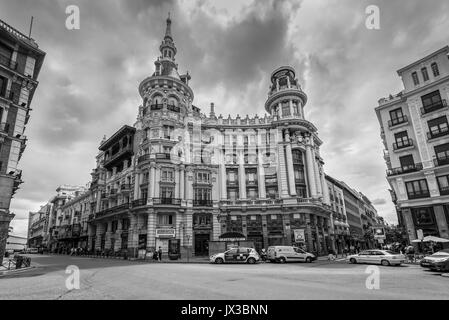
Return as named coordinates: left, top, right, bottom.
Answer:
left=383, top=251, right=397, bottom=255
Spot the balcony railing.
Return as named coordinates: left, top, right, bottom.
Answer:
left=153, top=198, right=181, bottom=205
left=0, top=53, right=17, bottom=70
left=150, top=104, right=163, bottom=110
left=393, top=138, right=413, bottom=151
left=0, top=90, right=19, bottom=104
left=96, top=203, right=131, bottom=218
left=193, top=199, right=213, bottom=207
left=138, top=154, right=151, bottom=164
left=104, top=144, right=133, bottom=166
left=132, top=198, right=147, bottom=207
left=427, top=128, right=449, bottom=140
left=387, top=163, right=423, bottom=176
left=120, top=184, right=132, bottom=191
left=407, top=191, right=430, bottom=200
left=434, top=155, right=449, bottom=167
left=156, top=153, right=171, bottom=160
left=167, top=105, right=181, bottom=113
left=0, top=122, right=10, bottom=134
left=421, top=99, right=447, bottom=115
left=388, top=115, right=408, bottom=128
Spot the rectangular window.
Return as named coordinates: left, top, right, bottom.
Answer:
left=421, top=67, right=430, bottom=81
left=431, top=62, right=440, bottom=77
left=421, top=90, right=443, bottom=114
left=412, top=207, right=435, bottom=226
left=412, top=72, right=420, bottom=86
left=158, top=215, right=173, bottom=225
left=282, top=103, right=290, bottom=116
left=434, top=143, right=449, bottom=165
left=389, top=108, right=405, bottom=126
left=428, top=116, right=449, bottom=139
left=228, top=189, right=237, bottom=200
left=0, top=75, right=7, bottom=96
left=160, top=187, right=174, bottom=199
left=405, top=179, right=429, bottom=200
left=163, top=126, right=174, bottom=139
left=394, top=131, right=411, bottom=149
left=399, top=155, right=415, bottom=170
left=161, top=169, right=174, bottom=182
left=437, top=175, right=449, bottom=196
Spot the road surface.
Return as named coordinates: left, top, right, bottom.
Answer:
left=0, top=254, right=448, bottom=299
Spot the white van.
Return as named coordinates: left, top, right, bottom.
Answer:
left=267, top=246, right=316, bottom=263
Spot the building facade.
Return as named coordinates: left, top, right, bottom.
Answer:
left=27, top=203, right=51, bottom=248
left=40, top=17, right=382, bottom=258
left=376, top=45, right=449, bottom=243
left=0, top=18, right=45, bottom=257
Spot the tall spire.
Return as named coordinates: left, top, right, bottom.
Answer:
left=165, top=12, right=172, bottom=40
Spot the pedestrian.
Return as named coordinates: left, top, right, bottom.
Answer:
left=158, top=246, right=163, bottom=261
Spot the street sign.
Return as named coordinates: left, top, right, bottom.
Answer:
left=293, top=229, right=305, bottom=242
left=373, top=227, right=386, bottom=239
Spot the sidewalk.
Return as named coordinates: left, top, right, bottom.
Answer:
left=1, top=258, right=35, bottom=276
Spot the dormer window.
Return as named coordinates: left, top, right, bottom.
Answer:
left=431, top=62, right=440, bottom=77
left=421, top=67, right=429, bottom=82
left=412, top=72, right=420, bottom=86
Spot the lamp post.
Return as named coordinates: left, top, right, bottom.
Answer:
left=186, top=234, right=191, bottom=263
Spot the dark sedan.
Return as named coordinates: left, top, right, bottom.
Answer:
left=420, top=249, right=449, bottom=272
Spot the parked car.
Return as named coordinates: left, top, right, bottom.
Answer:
left=420, top=249, right=449, bottom=272
left=24, top=248, right=39, bottom=254
left=210, top=247, right=260, bottom=264
left=347, top=250, right=405, bottom=266
left=267, top=246, right=316, bottom=263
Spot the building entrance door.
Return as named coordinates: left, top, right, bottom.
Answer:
left=194, top=233, right=210, bottom=256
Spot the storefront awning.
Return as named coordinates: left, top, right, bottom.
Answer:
left=219, top=232, right=246, bottom=241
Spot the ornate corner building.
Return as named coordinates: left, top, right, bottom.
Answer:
left=0, top=19, right=45, bottom=258
left=83, top=16, right=357, bottom=258
left=376, top=46, right=449, bottom=243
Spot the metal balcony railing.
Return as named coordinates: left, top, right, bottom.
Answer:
left=388, top=115, right=408, bottom=128
left=193, top=199, right=213, bottom=207
left=387, top=163, right=423, bottom=176
left=150, top=104, right=163, bottom=110
left=421, top=99, right=447, bottom=115
left=153, top=198, right=181, bottom=205
left=132, top=198, right=147, bottom=207
left=427, top=128, right=449, bottom=140
left=393, top=138, right=413, bottom=151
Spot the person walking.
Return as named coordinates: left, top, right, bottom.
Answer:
left=158, top=246, right=163, bottom=262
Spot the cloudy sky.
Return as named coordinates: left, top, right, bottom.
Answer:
left=2, top=0, right=449, bottom=236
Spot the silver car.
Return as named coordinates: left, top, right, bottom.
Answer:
left=347, top=250, right=405, bottom=266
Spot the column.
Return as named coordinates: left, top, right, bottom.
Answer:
left=257, top=151, right=266, bottom=198
left=305, top=142, right=317, bottom=198
left=277, top=138, right=289, bottom=198
left=146, top=210, right=156, bottom=250
left=320, top=170, right=330, bottom=205
left=313, top=150, right=323, bottom=197
left=105, top=220, right=112, bottom=250
left=212, top=210, right=221, bottom=241
left=220, top=151, right=227, bottom=199
left=287, top=76, right=291, bottom=88
left=154, top=166, right=160, bottom=199
left=285, top=131, right=297, bottom=196
left=133, top=171, right=140, bottom=200
left=180, top=166, right=185, bottom=200
left=402, top=209, right=416, bottom=242
left=175, top=168, right=180, bottom=199
left=305, top=214, right=313, bottom=253
left=115, top=219, right=122, bottom=251
left=95, top=223, right=105, bottom=251
left=150, top=165, right=156, bottom=198
left=276, top=78, right=279, bottom=91
left=289, top=99, right=294, bottom=117
left=434, top=205, right=449, bottom=239
left=212, top=171, right=219, bottom=202
left=127, top=214, right=139, bottom=257
left=185, top=210, right=193, bottom=255
left=262, top=215, right=269, bottom=249
left=238, top=150, right=247, bottom=199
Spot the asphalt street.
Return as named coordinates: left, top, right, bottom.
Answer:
left=0, top=254, right=448, bottom=300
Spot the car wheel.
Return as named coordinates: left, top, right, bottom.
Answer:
left=381, top=260, right=390, bottom=266
left=215, top=258, right=224, bottom=264
left=306, top=257, right=312, bottom=263
left=247, top=257, right=256, bottom=264
left=279, top=257, right=286, bottom=264
left=349, top=258, right=357, bottom=264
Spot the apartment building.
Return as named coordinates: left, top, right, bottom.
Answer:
left=376, top=46, right=449, bottom=243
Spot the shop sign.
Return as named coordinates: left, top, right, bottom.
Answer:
left=373, top=227, right=386, bottom=239
left=293, top=229, right=305, bottom=242
left=156, top=228, right=176, bottom=238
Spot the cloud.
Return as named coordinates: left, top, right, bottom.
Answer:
left=372, top=198, right=387, bottom=206
left=3, top=0, right=449, bottom=236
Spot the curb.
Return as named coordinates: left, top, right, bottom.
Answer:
left=442, top=273, right=449, bottom=278
left=0, top=266, right=36, bottom=277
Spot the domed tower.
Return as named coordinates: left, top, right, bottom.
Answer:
left=264, top=66, right=330, bottom=205
left=265, top=66, right=307, bottom=119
